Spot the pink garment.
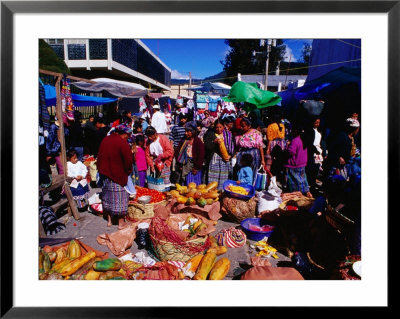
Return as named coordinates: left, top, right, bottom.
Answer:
left=135, top=146, right=147, bottom=171
left=145, top=133, right=174, bottom=170
left=235, top=129, right=263, bottom=149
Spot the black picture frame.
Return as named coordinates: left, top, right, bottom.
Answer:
left=1, top=0, right=395, bottom=317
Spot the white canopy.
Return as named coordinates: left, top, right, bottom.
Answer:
left=72, top=78, right=149, bottom=98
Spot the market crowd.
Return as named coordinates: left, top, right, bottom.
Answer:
left=39, top=98, right=361, bottom=251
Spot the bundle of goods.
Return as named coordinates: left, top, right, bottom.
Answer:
left=128, top=187, right=167, bottom=220
left=214, top=227, right=247, bottom=248
left=223, top=180, right=255, bottom=200
left=220, top=194, right=257, bottom=223
left=168, top=182, right=220, bottom=207
left=279, top=192, right=315, bottom=211
left=148, top=216, right=211, bottom=263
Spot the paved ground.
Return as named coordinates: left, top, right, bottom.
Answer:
left=42, top=172, right=291, bottom=280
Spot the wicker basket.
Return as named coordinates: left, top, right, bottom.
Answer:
left=128, top=200, right=167, bottom=220
left=325, top=204, right=355, bottom=233
left=149, top=216, right=210, bottom=262
left=150, top=235, right=208, bottom=263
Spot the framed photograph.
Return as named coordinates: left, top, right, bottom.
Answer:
left=1, top=0, right=395, bottom=316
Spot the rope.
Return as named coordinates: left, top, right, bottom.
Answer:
left=149, top=217, right=210, bottom=258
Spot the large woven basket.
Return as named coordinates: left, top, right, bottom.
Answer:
left=150, top=236, right=208, bottom=263
left=149, top=217, right=210, bottom=262
left=127, top=200, right=167, bottom=220
left=325, top=204, right=355, bottom=233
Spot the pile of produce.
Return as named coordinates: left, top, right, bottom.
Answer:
left=39, top=238, right=231, bottom=280
left=251, top=240, right=279, bottom=259
left=180, top=215, right=208, bottom=237
left=168, top=182, right=220, bottom=207
left=227, top=185, right=249, bottom=195
left=179, top=235, right=231, bottom=280
left=131, top=186, right=166, bottom=204
left=39, top=240, right=142, bottom=280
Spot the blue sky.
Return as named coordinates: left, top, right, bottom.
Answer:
left=141, top=39, right=313, bottom=80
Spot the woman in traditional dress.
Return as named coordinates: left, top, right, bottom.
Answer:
left=204, top=119, right=235, bottom=190
left=145, top=126, right=174, bottom=188
left=174, top=121, right=205, bottom=186
left=97, top=124, right=133, bottom=229
left=235, top=118, right=265, bottom=183
left=284, top=122, right=312, bottom=197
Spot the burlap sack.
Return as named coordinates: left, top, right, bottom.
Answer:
left=166, top=198, right=222, bottom=221
left=221, top=195, right=257, bottom=223
left=97, top=219, right=152, bottom=257
left=241, top=266, right=304, bottom=280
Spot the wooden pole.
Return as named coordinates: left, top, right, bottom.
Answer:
left=54, top=76, right=67, bottom=179
left=54, top=75, right=80, bottom=220
left=39, top=69, right=97, bottom=84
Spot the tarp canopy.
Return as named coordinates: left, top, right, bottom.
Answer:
left=43, top=84, right=118, bottom=107
left=71, top=78, right=149, bottom=98
left=307, top=39, right=361, bottom=83
left=188, top=82, right=231, bottom=95
left=293, top=66, right=361, bottom=101
left=223, top=81, right=282, bottom=110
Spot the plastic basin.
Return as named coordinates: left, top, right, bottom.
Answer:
left=240, top=218, right=275, bottom=241
left=223, top=180, right=255, bottom=200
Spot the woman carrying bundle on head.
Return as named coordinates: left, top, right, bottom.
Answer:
left=204, top=119, right=235, bottom=190
left=174, top=121, right=205, bottom=186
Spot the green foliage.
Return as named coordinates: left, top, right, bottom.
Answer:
left=221, top=39, right=286, bottom=85
left=39, top=39, right=70, bottom=74
left=301, top=42, right=312, bottom=65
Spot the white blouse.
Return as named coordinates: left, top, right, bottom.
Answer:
left=67, top=161, right=88, bottom=188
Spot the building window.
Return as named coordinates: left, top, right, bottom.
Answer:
left=47, top=39, right=64, bottom=45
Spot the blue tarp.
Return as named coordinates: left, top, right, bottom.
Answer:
left=44, top=84, right=118, bottom=107
left=307, top=39, right=361, bottom=82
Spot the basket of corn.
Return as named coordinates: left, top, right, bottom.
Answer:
left=223, top=180, right=255, bottom=200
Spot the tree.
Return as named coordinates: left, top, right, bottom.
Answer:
left=39, top=39, right=70, bottom=74
left=221, top=39, right=286, bottom=85
left=301, top=42, right=312, bottom=65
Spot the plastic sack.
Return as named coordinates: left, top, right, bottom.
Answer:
left=253, top=165, right=269, bottom=191
left=146, top=172, right=165, bottom=192
left=292, top=252, right=313, bottom=278
left=89, top=161, right=98, bottom=182
left=256, top=176, right=283, bottom=214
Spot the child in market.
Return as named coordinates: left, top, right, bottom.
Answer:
left=67, top=150, right=90, bottom=210
left=135, top=134, right=147, bottom=187
left=237, top=153, right=254, bottom=185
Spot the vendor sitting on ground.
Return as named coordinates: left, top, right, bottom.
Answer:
left=145, top=126, right=174, bottom=187
left=67, top=149, right=90, bottom=210
left=97, top=124, right=133, bottom=229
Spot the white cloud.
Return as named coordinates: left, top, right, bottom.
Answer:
left=283, top=46, right=297, bottom=62
left=171, top=70, right=189, bottom=80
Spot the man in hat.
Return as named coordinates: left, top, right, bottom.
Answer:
left=150, top=103, right=168, bottom=134
left=324, top=117, right=360, bottom=181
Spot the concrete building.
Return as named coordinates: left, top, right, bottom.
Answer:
left=44, top=39, right=171, bottom=92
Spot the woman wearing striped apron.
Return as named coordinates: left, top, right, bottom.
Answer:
left=97, top=124, right=133, bottom=229
left=174, top=122, right=205, bottom=186
left=204, top=119, right=235, bottom=190
left=235, top=118, right=265, bottom=183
